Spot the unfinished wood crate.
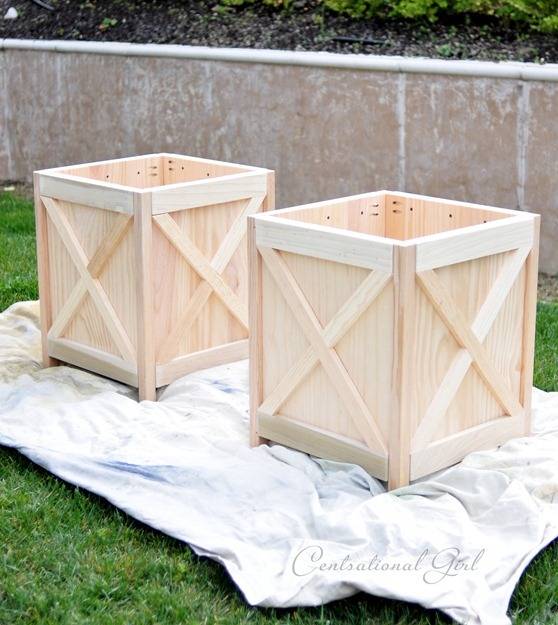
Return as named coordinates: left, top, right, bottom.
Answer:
left=249, top=191, right=540, bottom=489
left=34, top=153, right=274, bottom=400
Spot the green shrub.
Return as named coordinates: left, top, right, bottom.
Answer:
left=501, top=0, right=558, bottom=31
left=218, top=0, right=558, bottom=32
left=322, top=0, right=507, bottom=21
left=220, top=0, right=292, bottom=7
left=323, top=0, right=386, bottom=19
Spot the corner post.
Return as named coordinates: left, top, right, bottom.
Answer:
left=263, top=170, right=275, bottom=213
left=134, top=191, right=156, bottom=401
left=520, top=215, right=541, bottom=435
left=33, top=172, right=58, bottom=367
left=248, top=171, right=274, bottom=446
left=248, top=215, right=265, bottom=446
left=388, top=243, right=417, bottom=490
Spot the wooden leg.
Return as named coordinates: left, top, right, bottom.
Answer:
left=520, top=216, right=540, bottom=436
left=33, top=173, right=59, bottom=368
left=388, top=245, right=416, bottom=490
left=138, top=378, right=157, bottom=402
left=134, top=192, right=156, bottom=402
left=248, top=216, right=266, bottom=446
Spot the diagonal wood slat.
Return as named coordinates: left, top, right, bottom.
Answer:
left=47, top=281, right=88, bottom=341
left=155, top=195, right=263, bottom=362
left=259, top=269, right=391, bottom=416
left=259, top=246, right=388, bottom=456
left=416, top=267, right=524, bottom=426
left=412, top=246, right=530, bottom=450
left=48, top=214, right=132, bottom=341
left=154, top=215, right=248, bottom=327
left=87, top=214, right=132, bottom=277
left=42, top=196, right=136, bottom=362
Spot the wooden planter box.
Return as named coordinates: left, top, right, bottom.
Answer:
left=34, top=153, right=274, bottom=400
left=249, top=191, right=539, bottom=489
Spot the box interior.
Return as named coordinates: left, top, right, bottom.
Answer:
left=277, top=192, right=510, bottom=241
left=59, top=154, right=249, bottom=189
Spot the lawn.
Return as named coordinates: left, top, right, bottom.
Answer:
left=0, top=189, right=557, bottom=625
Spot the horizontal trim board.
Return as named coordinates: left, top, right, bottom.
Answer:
left=415, top=216, right=535, bottom=271
left=39, top=173, right=134, bottom=214
left=410, top=414, right=524, bottom=479
left=156, top=339, right=248, bottom=387
left=255, top=216, right=393, bottom=272
left=271, top=190, right=386, bottom=217
left=388, top=191, right=527, bottom=217
left=38, top=153, right=162, bottom=175
left=48, top=337, right=138, bottom=386
left=161, top=153, right=271, bottom=174
left=3, top=39, right=558, bottom=82
left=151, top=171, right=268, bottom=214
left=38, top=153, right=267, bottom=175
left=258, top=411, right=388, bottom=480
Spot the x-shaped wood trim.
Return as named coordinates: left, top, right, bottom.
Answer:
left=43, top=196, right=135, bottom=362
left=259, top=246, right=389, bottom=456
left=155, top=195, right=264, bottom=362
left=412, top=249, right=528, bottom=450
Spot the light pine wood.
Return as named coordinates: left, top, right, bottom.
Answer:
left=520, top=216, right=541, bottom=436
left=255, top=216, right=393, bottom=272
left=43, top=196, right=136, bottom=362
left=410, top=415, right=524, bottom=479
left=416, top=268, right=524, bottom=419
left=259, top=246, right=388, bottom=456
left=411, top=246, right=531, bottom=450
left=39, top=172, right=134, bottom=213
left=415, top=215, right=534, bottom=271
left=259, top=269, right=390, bottom=416
left=47, top=214, right=132, bottom=342
left=156, top=340, right=248, bottom=387
left=134, top=192, right=156, bottom=401
left=248, top=215, right=265, bottom=447
left=34, top=154, right=274, bottom=398
left=388, top=244, right=416, bottom=490
left=248, top=171, right=275, bottom=447
left=151, top=171, right=268, bottom=214
left=153, top=213, right=249, bottom=331
left=48, top=337, right=138, bottom=386
left=153, top=194, right=263, bottom=363
left=258, top=411, right=388, bottom=479
left=250, top=191, right=539, bottom=489
left=34, top=173, right=58, bottom=367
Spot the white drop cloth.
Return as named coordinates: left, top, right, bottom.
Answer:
left=0, top=301, right=557, bottom=625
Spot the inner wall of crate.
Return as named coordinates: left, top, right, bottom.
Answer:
left=278, top=193, right=509, bottom=240
left=60, top=155, right=246, bottom=188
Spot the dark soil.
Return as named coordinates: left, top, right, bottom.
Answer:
left=1, top=0, right=558, bottom=64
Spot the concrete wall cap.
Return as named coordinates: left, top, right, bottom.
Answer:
left=2, top=38, right=558, bottom=81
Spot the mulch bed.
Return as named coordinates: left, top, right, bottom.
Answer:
left=1, top=0, right=558, bottom=64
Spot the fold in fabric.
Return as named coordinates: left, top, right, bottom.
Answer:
left=1, top=301, right=557, bottom=625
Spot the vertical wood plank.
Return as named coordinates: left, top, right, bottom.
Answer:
left=520, top=215, right=540, bottom=436
left=388, top=244, right=416, bottom=489
left=33, top=173, right=58, bottom=367
left=263, top=171, right=276, bottom=213
left=248, top=215, right=265, bottom=446
left=249, top=172, right=274, bottom=445
left=134, top=192, right=156, bottom=401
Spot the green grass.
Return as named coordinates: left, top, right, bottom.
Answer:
left=0, top=190, right=39, bottom=310
left=0, top=190, right=557, bottom=624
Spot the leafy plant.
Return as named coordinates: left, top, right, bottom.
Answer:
left=98, top=16, right=118, bottom=31
left=219, top=0, right=293, bottom=8
left=501, top=0, right=558, bottom=31
left=215, top=0, right=558, bottom=32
